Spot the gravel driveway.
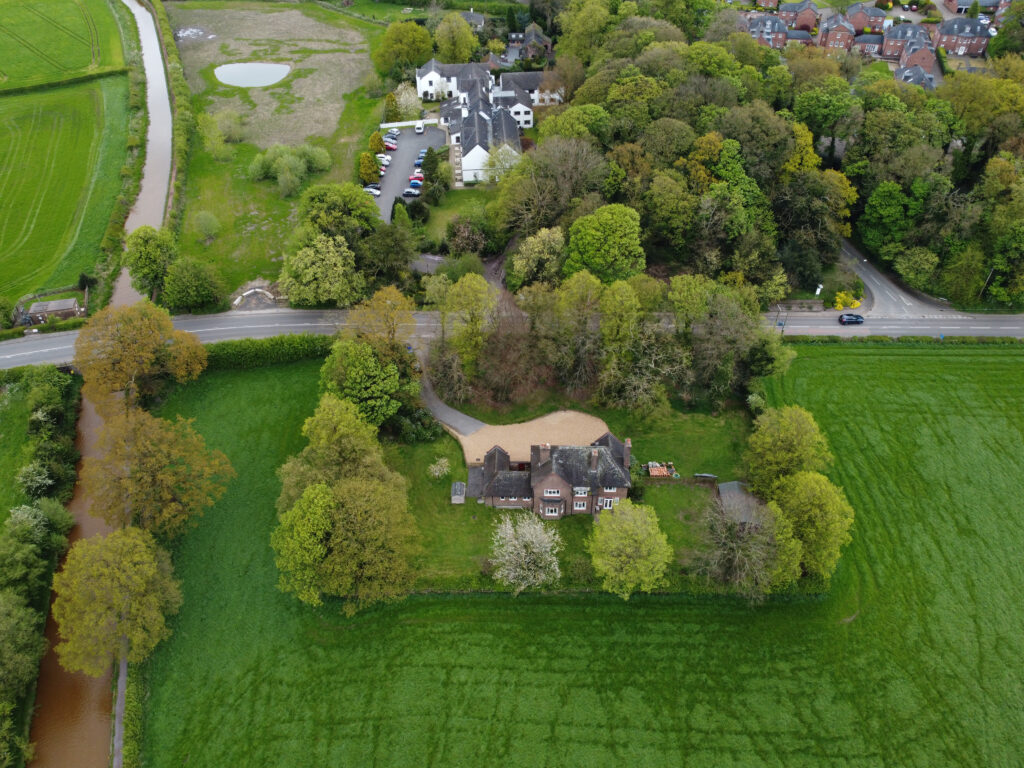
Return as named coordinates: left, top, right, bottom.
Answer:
left=373, top=126, right=446, bottom=223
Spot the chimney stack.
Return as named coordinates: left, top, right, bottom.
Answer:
left=624, top=438, right=631, bottom=470
left=590, top=448, right=599, bottom=470
left=538, top=442, right=551, bottom=465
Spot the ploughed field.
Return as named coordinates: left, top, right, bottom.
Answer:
left=141, top=348, right=1024, bottom=766
left=0, top=0, right=128, bottom=301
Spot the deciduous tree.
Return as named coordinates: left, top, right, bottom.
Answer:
left=53, top=528, right=182, bottom=677
left=563, top=204, right=646, bottom=283
left=745, top=406, right=833, bottom=497
left=359, top=152, right=381, bottom=185
left=319, top=338, right=402, bottom=426
left=124, top=226, right=177, bottom=300
left=280, top=234, right=366, bottom=307
left=587, top=499, right=673, bottom=600
left=491, top=512, right=563, bottom=595
left=373, top=20, right=434, bottom=73
left=505, top=227, right=565, bottom=291
left=350, top=286, right=415, bottom=343
left=299, top=183, right=381, bottom=243
left=443, top=273, right=498, bottom=374
left=0, top=589, right=46, bottom=697
left=769, top=471, right=854, bottom=580
left=81, top=407, right=235, bottom=539
left=161, top=257, right=224, bottom=312
left=74, top=302, right=206, bottom=407
left=434, top=13, right=478, bottom=63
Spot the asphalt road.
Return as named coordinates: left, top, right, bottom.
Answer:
left=372, top=126, right=446, bottom=223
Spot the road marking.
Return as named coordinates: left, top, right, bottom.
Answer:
left=0, top=345, right=73, bottom=360
left=969, top=326, right=992, bottom=330
left=939, top=326, right=961, bottom=330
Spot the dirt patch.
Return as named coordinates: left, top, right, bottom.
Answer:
left=457, top=411, right=611, bottom=465
left=167, top=6, right=371, bottom=147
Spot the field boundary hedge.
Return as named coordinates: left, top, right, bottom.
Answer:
left=784, top=335, right=1024, bottom=345
left=204, top=334, right=334, bottom=369
left=0, top=67, right=128, bottom=96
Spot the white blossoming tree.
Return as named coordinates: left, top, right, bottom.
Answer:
left=491, top=512, right=562, bottom=595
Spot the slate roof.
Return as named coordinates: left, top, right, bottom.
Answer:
left=821, top=14, right=856, bottom=33
left=592, top=432, right=630, bottom=471
left=937, top=17, right=987, bottom=36
left=484, top=470, right=533, bottom=498
left=28, top=298, right=78, bottom=313
left=847, top=1, right=886, bottom=17
left=491, top=108, right=521, bottom=149
left=523, top=21, right=551, bottom=47
left=904, top=37, right=935, bottom=56
left=494, top=82, right=532, bottom=109
left=787, top=29, right=813, bottom=39
left=779, top=0, right=818, bottom=12
left=461, top=10, right=485, bottom=26
left=499, top=71, right=545, bottom=93
left=748, top=14, right=787, bottom=34
left=885, top=22, right=930, bottom=41
left=855, top=33, right=884, bottom=44
left=532, top=444, right=631, bottom=491
left=440, top=97, right=463, bottom=124
left=416, top=59, right=491, bottom=83
left=895, top=64, right=936, bottom=89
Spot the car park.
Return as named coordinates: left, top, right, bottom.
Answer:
left=402, top=187, right=421, bottom=197
left=838, top=313, right=864, bottom=325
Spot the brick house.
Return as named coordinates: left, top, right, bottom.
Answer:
left=473, top=433, right=632, bottom=519
left=26, top=298, right=84, bottom=325
left=943, top=0, right=1005, bottom=14
left=900, top=37, right=937, bottom=69
left=757, top=0, right=780, bottom=9
left=748, top=14, right=789, bottom=48
left=854, top=33, right=883, bottom=53
left=895, top=64, right=936, bottom=89
left=779, top=0, right=821, bottom=30
left=933, top=17, right=989, bottom=56
left=847, top=1, right=887, bottom=33
left=508, top=22, right=553, bottom=59
left=882, top=23, right=931, bottom=58
left=787, top=28, right=815, bottom=44
left=818, top=14, right=856, bottom=50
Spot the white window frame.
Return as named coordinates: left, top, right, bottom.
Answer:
left=543, top=489, right=560, bottom=497
left=574, top=487, right=588, bottom=497
left=573, top=500, right=587, bottom=511
left=601, top=498, right=614, bottom=510
left=509, top=496, right=518, bottom=501
left=545, top=506, right=560, bottom=517
left=499, top=496, right=507, bottom=501
left=603, top=486, right=616, bottom=493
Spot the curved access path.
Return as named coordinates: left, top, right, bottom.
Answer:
left=28, top=2, right=173, bottom=768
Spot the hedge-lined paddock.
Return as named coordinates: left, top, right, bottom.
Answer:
left=784, top=334, right=1024, bottom=345
left=204, top=333, right=334, bottom=369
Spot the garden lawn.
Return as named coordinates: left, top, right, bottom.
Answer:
left=0, top=0, right=124, bottom=91
left=0, top=76, right=128, bottom=301
left=141, top=346, right=1024, bottom=766
left=423, top=187, right=497, bottom=244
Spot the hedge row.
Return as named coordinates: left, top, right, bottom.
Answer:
left=0, top=67, right=128, bottom=97
left=121, top=669, right=146, bottom=768
left=0, top=317, right=90, bottom=343
left=784, top=335, right=1024, bottom=345
left=204, top=333, right=334, bottom=369
left=148, top=0, right=194, bottom=229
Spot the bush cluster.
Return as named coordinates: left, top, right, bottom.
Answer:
left=11, top=367, right=82, bottom=503
left=204, top=334, right=335, bottom=370
left=248, top=144, right=332, bottom=197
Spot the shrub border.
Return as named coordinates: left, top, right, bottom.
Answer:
left=783, top=335, right=1024, bottom=345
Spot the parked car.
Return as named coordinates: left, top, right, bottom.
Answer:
left=384, top=142, right=398, bottom=151
left=363, top=187, right=381, bottom=196
left=414, top=159, right=423, bottom=167
left=901, top=3, right=909, bottom=8
left=418, top=149, right=428, bottom=157
left=402, top=187, right=421, bottom=197
left=408, top=179, right=423, bottom=187
left=415, top=121, right=424, bottom=134
left=409, top=173, right=424, bottom=181
left=838, top=313, right=864, bottom=325
left=979, top=14, right=990, bottom=23
left=375, top=153, right=391, bottom=163
left=385, top=129, right=400, bottom=138
left=378, top=157, right=391, bottom=166
left=364, top=182, right=381, bottom=190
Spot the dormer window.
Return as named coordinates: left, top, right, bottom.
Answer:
left=603, top=486, right=617, bottom=493
left=543, top=489, right=560, bottom=497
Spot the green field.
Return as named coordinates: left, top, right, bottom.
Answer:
left=140, top=346, right=1024, bottom=765
left=0, top=76, right=128, bottom=301
left=0, top=379, right=31, bottom=518
left=0, top=0, right=125, bottom=91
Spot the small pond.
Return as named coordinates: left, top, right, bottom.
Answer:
left=214, top=62, right=291, bottom=87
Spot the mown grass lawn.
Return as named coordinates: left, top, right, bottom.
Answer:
left=142, top=347, right=1024, bottom=766
left=0, top=76, right=128, bottom=301
left=423, top=187, right=498, bottom=244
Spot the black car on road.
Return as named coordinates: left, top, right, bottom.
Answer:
left=838, top=313, right=864, bottom=325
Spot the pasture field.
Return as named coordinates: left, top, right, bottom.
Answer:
left=0, top=0, right=124, bottom=91
left=0, top=76, right=128, bottom=302
left=141, top=346, right=1024, bottom=766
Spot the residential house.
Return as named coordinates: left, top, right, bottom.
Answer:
left=444, top=83, right=522, bottom=182
left=508, top=21, right=553, bottom=59
left=847, top=1, right=887, bottom=33
left=492, top=78, right=535, bottom=128
left=882, top=22, right=931, bottom=58
left=779, top=0, right=820, bottom=30
left=416, top=59, right=493, bottom=100
left=900, top=36, right=937, bottom=70
left=895, top=64, right=936, bottom=89
left=933, top=17, right=989, bottom=55
left=854, top=32, right=884, bottom=53
left=757, top=0, right=780, bottom=8
left=818, top=14, right=856, bottom=50
left=748, top=14, right=789, bottom=48
left=461, top=8, right=486, bottom=31
left=474, top=434, right=632, bottom=518
left=498, top=70, right=562, bottom=105
left=787, top=28, right=815, bottom=44
left=26, top=298, right=84, bottom=324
